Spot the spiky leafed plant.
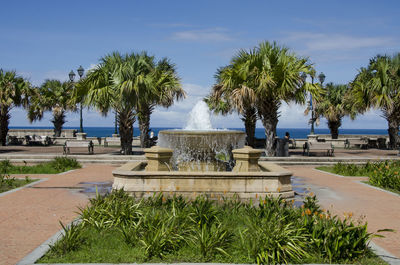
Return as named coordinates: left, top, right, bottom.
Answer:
left=136, top=57, right=184, bottom=148
left=314, top=83, right=354, bottom=139
left=207, top=62, right=258, bottom=147
left=77, top=52, right=148, bottom=155
left=351, top=54, right=400, bottom=148
left=214, top=42, right=321, bottom=155
left=0, top=70, right=30, bottom=145
left=28, top=80, right=76, bottom=137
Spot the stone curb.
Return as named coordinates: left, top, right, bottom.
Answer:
left=313, top=168, right=400, bottom=198
left=369, top=241, right=400, bottom=265
left=0, top=178, right=48, bottom=198
left=16, top=219, right=80, bottom=265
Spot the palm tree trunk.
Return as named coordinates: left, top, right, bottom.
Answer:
left=328, top=119, right=341, bottom=139
left=118, top=109, right=135, bottom=155
left=259, top=100, right=279, bottom=156
left=51, top=111, right=65, bottom=137
left=0, top=106, right=10, bottom=146
left=387, top=118, right=399, bottom=149
left=138, top=104, right=151, bottom=148
left=241, top=107, right=257, bottom=147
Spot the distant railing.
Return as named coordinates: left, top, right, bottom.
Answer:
left=8, top=129, right=77, bottom=138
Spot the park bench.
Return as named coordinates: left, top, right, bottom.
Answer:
left=345, top=138, right=368, bottom=149
left=103, top=137, right=121, bottom=147
left=289, top=139, right=296, bottom=149
left=63, top=140, right=94, bottom=154
left=24, top=135, right=51, bottom=146
left=303, top=141, right=334, bottom=156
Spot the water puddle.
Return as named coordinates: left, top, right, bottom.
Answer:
left=292, top=175, right=311, bottom=207
left=78, top=181, right=112, bottom=197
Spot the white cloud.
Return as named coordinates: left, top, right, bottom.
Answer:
left=171, top=28, right=233, bottom=42
left=285, top=32, right=395, bottom=51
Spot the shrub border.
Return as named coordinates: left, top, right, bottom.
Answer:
left=16, top=218, right=400, bottom=265
left=313, top=168, right=400, bottom=198
left=0, top=178, right=46, bottom=197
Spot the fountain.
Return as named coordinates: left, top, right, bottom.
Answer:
left=158, top=101, right=245, bottom=171
left=112, top=100, right=294, bottom=200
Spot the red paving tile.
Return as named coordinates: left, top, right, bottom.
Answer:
left=0, top=165, right=116, bottom=265
left=287, top=165, right=400, bottom=259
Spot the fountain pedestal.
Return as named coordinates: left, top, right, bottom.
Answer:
left=144, top=146, right=173, bottom=171
left=232, top=146, right=263, bottom=172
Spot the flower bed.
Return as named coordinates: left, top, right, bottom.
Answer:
left=38, top=190, right=387, bottom=264
left=318, top=161, right=400, bottom=194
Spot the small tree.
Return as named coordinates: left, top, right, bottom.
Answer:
left=0, top=70, right=30, bottom=145
left=314, top=83, right=354, bottom=139
left=351, top=54, right=400, bottom=148
left=213, top=42, right=322, bottom=155
left=136, top=57, right=184, bottom=148
left=28, top=80, right=76, bottom=137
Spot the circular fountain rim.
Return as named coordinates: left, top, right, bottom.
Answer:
left=159, top=130, right=245, bottom=135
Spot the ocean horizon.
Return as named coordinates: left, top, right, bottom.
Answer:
left=9, top=126, right=390, bottom=139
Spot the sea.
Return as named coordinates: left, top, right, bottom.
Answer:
left=9, top=126, right=389, bottom=139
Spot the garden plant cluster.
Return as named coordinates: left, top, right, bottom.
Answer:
left=39, top=190, right=386, bottom=264
left=0, top=157, right=81, bottom=175
left=321, top=161, right=400, bottom=194
left=0, top=157, right=81, bottom=193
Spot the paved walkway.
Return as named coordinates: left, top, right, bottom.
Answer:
left=288, top=165, right=400, bottom=260
left=0, top=145, right=398, bottom=158
left=0, top=165, right=116, bottom=265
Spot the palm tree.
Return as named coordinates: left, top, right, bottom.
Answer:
left=314, top=83, right=354, bottom=139
left=0, top=70, right=30, bottom=145
left=77, top=52, right=143, bottom=154
left=214, top=42, right=321, bottom=155
left=28, top=80, right=76, bottom=137
left=351, top=54, right=400, bottom=148
left=136, top=57, right=184, bottom=148
left=207, top=63, right=258, bottom=147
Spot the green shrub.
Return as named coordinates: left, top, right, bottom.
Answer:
left=0, top=157, right=81, bottom=174
left=48, top=157, right=81, bottom=172
left=321, top=161, right=400, bottom=193
left=42, top=190, right=387, bottom=264
left=49, top=221, right=86, bottom=256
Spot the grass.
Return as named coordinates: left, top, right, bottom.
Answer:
left=38, top=190, right=391, bottom=264
left=317, top=161, right=400, bottom=193
left=0, top=175, right=37, bottom=193
left=0, top=157, right=81, bottom=174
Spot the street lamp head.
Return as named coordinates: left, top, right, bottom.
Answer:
left=318, top=72, right=326, bottom=84
left=77, top=65, right=84, bottom=78
left=301, top=72, right=307, bottom=82
left=68, top=70, right=75, bottom=82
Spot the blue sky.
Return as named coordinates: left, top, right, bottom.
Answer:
left=1, top=0, right=399, bottom=129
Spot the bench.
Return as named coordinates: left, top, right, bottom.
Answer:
left=303, top=142, right=334, bottom=156
left=345, top=138, right=368, bottom=149
left=103, top=137, right=121, bottom=147
left=25, top=135, right=51, bottom=146
left=63, top=140, right=94, bottom=154
left=289, top=139, right=296, bottom=149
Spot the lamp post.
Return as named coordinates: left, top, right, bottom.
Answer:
left=69, top=66, right=85, bottom=137
left=77, top=66, right=85, bottom=133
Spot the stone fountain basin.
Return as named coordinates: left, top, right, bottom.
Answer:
left=112, top=161, right=294, bottom=200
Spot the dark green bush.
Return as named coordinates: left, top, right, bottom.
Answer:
left=0, top=157, right=81, bottom=174
left=323, top=161, right=400, bottom=193
left=42, top=190, right=388, bottom=264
